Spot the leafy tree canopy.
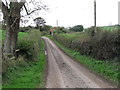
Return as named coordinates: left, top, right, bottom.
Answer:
left=34, top=17, right=46, bottom=28
left=70, top=25, right=84, bottom=32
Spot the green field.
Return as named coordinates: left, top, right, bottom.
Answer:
left=0, top=30, right=29, bottom=42
left=18, top=32, right=29, bottom=40
left=58, top=32, right=91, bottom=42
left=99, top=26, right=119, bottom=31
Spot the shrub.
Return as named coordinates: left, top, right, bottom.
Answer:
left=16, top=40, right=34, bottom=60
left=53, top=28, right=120, bottom=61
left=41, top=31, right=49, bottom=36
left=16, top=30, right=41, bottom=61
left=19, top=27, right=30, bottom=32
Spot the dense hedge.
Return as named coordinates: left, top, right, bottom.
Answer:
left=80, top=31, right=119, bottom=60
left=53, top=28, right=120, bottom=61
left=17, top=40, right=34, bottom=60
left=16, top=30, right=41, bottom=61
left=2, top=30, right=41, bottom=74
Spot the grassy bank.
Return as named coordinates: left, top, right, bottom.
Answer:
left=2, top=30, right=46, bottom=88
left=47, top=35, right=119, bottom=87
left=3, top=40, right=46, bottom=88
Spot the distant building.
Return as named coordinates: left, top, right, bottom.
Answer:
left=49, top=27, right=56, bottom=35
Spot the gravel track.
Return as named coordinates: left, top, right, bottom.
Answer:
left=42, top=37, right=117, bottom=88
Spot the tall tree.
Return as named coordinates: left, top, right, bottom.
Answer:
left=40, top=25, right=52, bottom=32
left=34, top=17, right=46, bottom=31
left=1, top=0, right=25, bottom=60
left=0, top=0, right=47, bottom=60
left=69, top=25, right=84, bottom=32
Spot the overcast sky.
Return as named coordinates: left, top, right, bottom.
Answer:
left=0, top=0, right=119, bottom=28
left=36, top=0, right=119, bottom=28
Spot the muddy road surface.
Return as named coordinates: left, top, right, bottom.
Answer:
left=42, top=37, right=117, bottom=88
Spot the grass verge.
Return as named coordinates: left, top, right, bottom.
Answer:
left=2, top=40, right=46, bottom=88
left=47, top=35, right=120, bottom=87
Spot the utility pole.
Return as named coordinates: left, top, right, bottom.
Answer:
left=56, top=20, right=58, bottom=27
left=94, top=0, right=97, bottom=33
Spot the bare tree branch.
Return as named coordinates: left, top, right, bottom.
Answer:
left=19, top=1, right=26, bottom=9
left=23, top=0, right=48, bottom=16
left=24, top=7, right=42, bottom=15
left=24, top=5, right=29, bottom=15
left=5, top=0, right=9, bottom=7
left=1, top=2, right=9, bottom=18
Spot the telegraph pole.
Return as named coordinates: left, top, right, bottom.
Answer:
left=56, top=20, right=58, bottom=27
left=94, top=0, right=97, bottom=33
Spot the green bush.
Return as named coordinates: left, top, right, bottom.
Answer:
left=53, top=28, right=120, bottom=61
left=17, top=30, right=41, bottom=61
left=54, top=27, right=67, bottom=34
left=3, top=40, right=46, bottom=88
left=80, top=30, right=119, bottom=61
left=50, top=36, right=120, bottom=86
left=3, top=30, right=46, bottom=88
left=19, top=27, right=30, bottom=32
left=17, top=40, right=34, bottom=60
left=41, top=31, right=49, bottom=36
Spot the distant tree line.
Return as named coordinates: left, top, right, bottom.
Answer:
left=69, top=25, right=84, bottom=32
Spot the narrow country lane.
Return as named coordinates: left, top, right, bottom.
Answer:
left=42, top=37, right=117, bottom=88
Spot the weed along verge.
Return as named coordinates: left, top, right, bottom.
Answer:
left=2, top=30, right=46, bottom=88
left=47, top=35, right=120, bottom=87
